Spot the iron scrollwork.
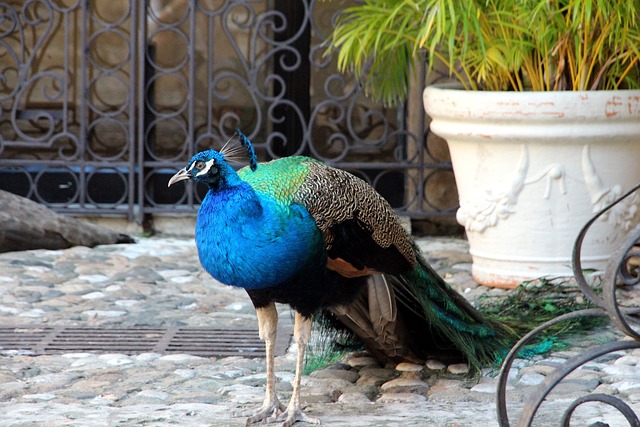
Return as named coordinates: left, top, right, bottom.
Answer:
left=1, top=1, right=454, bottom=222
left=0, top=0, right=136, bottom=214
left=496, top=181, right=640, bottom=427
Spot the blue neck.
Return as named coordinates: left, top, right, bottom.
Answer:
left=203, top=160, right=246, bottom=193
left=194, top=179, right=324, bottom=290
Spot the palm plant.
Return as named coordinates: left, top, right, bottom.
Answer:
left=331, top=0, right=640, bottom=105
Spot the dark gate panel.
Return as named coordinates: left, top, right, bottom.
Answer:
left=0, top=0, right=137, bottom=217
left=0, top=0, right=457, bottom=224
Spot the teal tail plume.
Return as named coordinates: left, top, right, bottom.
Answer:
left=397, top=254, right=518, bottom=370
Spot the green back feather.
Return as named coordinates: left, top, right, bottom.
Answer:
left=237, top=156, right=321, bottom=205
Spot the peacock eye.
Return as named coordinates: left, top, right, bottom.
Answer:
left=194, top=161, right=206, bottom=170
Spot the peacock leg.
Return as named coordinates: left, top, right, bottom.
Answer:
left=244, top=302, right=285, bottom=425
left=270, top=311, right=320, bottom=427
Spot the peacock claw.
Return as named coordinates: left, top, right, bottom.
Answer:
left=243, top=401, right=286, bottom=426
left=268, top=405, right=321, bottom=427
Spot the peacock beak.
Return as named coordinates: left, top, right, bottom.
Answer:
left=168, top=168, right=190, bottom=187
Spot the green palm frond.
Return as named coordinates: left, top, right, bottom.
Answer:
left=329, top=0, right=640, bottom=102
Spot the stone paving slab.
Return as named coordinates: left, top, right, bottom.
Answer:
left=0, top=236, right=639, bottom=426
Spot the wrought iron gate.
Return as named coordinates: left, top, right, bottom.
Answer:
left=0, top=0, right=456, bottom=224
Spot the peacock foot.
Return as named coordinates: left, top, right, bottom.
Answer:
left=268, top=404, right=321, bottom=427
left=242, top=400, right=286, bottom=426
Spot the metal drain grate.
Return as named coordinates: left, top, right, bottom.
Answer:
left=0, top=327, right=291, bottom=358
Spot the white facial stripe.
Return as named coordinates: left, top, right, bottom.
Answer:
left=195, top=159, right=215, bottom=177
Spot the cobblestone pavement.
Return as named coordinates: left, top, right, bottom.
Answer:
left=0, top=235, right=638, bottom=426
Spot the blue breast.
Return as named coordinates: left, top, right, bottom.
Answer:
left=195, top=185, right=325, bottom=290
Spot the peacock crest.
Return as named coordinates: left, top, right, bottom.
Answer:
left=217, top=129, right=258, bottom=172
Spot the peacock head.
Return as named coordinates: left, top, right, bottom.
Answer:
left=168, top=129, right=258, bottom=189
left=168, top=150, right=228, bottom=188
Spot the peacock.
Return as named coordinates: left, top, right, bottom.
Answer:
left=168, top=129, right=517, bottom=427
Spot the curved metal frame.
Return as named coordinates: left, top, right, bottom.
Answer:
left=496, top=181, right=640, bottom=427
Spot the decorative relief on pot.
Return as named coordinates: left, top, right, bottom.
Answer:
left=582, top=145, right=640, bottom=231
left=523, top=163, right=567, bottom=199
left=456, top=145, right=528, bottom=232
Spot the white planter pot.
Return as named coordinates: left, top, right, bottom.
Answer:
left=424, top=83, right=640, bottom=288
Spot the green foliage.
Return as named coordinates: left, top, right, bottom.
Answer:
left=330, top=0, right=640, bottom=103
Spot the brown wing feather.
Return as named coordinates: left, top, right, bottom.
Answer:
left=331, top=275, right=419, bottom=363
left=294, top=162, right=416, bottom=269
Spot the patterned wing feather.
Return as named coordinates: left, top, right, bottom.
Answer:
left=294, top=162, right=416, bottom=271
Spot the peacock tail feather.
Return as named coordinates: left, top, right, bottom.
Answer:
left=395, top=253, right=518, bottom=370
